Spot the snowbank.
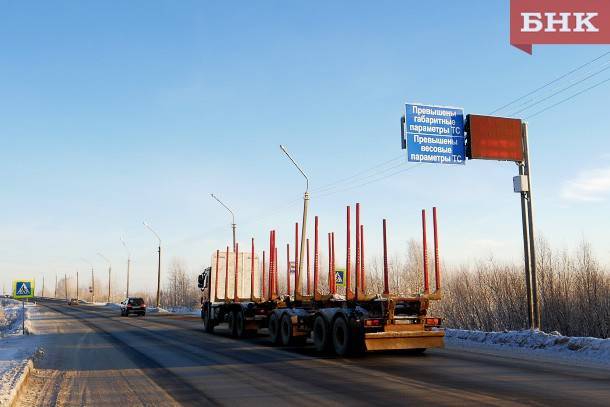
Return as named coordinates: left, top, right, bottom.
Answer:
left=445, top=328, right=610, bottom=367
left=0, top=303, right=42, bottom=405
left=165, top=306, right=201, bottom=316
left=0, top=299, right=24, bottom=337
left=146, top=307, right=171, bottom=314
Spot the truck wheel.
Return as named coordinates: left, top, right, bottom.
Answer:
left=332, top=316, right=351, bottom=356
left=313, top=315, right=331, bottom=352
left=227, top=311, right=238, bottom=337
left=203, top=309, right=214, bottom=333
left=280, top=313, right=293, bottom=346
left=235, top=310, right=246, bottom=338
left=268, top=312, right=281, bottom=345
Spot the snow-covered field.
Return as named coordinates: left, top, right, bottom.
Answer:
left=445, top=328, right=610, bottom=368
left=0, top=300, right=42, bottom=405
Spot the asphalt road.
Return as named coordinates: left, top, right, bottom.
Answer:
left=16, top=300, right=610, bottom=406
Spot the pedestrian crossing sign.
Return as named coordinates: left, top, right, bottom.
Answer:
left=13, top=280, right=34, bottom=299
left=335, top=268, right=346, bottom=288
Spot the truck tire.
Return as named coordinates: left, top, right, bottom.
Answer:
left=227, top=311, right=238, bottom=337
left=268, top=312, right=281, bottom=345
left=332, top=316, right=351, bottom=356
left=203, top=308, right=214, bottom=333
left=235, top=310, right=246, bottom=338
left=313, top=315, right=331, bottom=352
left=280, top=313, right=293, bottom=346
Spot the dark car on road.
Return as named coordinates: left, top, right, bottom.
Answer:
left=120, top=297, right=146, bottom=317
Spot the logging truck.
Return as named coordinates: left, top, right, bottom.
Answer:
left=198, top=204, right=444, bottom=356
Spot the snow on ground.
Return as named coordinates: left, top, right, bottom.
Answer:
left=0, top=299, right=24, bottom=337
left=164, top=306, right=200, bottom=316
left=445, top=328, right=610, bottom=368
left=0, top=301, right=43, bottom=405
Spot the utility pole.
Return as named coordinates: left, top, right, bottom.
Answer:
left=76, top=270, right=79, bottom=302
left=64, top=273, right=68, bottom=301
left=54, top=273, right=57, bottom=298
left=42, top=275, right=45, bottom=298
left=82, top=258, right=94, bottom=303
left=121, top=237, right=131, bottom=298
left=522, top=123, right=541, bottom=329
left=514, top=122, right=540, bottom=330
left=144, top=222, right=162, bottom=308
left=97, top=253, right=112, bottom=303
left=210, top=193, right=237, bottom=251
left=280, top=145, right=309, bottom=299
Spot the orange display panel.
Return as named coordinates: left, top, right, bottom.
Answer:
left=467, top=115, right=523, bottom=162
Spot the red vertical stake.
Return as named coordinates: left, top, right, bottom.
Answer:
left=214, top=249, right=220, bottom=302
left=382, top=219, right=389, bottom=296
left=224, top=246, right=229, bottom=301
left=361, top=224, right=365, bottom=294
left=268, top=231, right=273, bottom=300
left=250, top=238, right=255, bottom=301
left=274, top=246, right=278, bottom=298
left=295, top=222, right=299, bottom=297
left=422, top=209, right=430, bottom=294
left=234, top=242, right=239, bottom=302
left=433, top=207, right=441, bottom=293
left=306, top=238, right=311, bottom=296
left=314, top=216, right=319, bottom=300
left=346, top=206, right=351, bottom=299
left=262, top=250, right=266, bottom=299
left=286, top=243, right=291, bottom=296
left=331, top=232, right=336, bottom=294
left=327, top=233, right=332, bottom=294
left=355, top=203, right=360, bottom=300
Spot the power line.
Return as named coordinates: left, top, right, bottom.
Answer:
left=489, top=51, right=610, bottom=115
left=311, top=153, right=405, bottom=193
left=526, top=75, right=610, bottom=120
left=508, top=61, right=610, bottom=117
left=313, top=160, right=407, bottom=194
left=313, top=163, right=422, bottom=199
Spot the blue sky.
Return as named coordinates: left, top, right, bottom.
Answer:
left=1, top=1, right=609, bottom=294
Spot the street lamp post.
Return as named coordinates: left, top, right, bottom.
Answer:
left=97, top=253, right=112, bottom=303
left=121, top=237, right=131, bottom=298
left=210, top=193, right=237, bottom=251
left=143, top=222, right=162, bottom=308
left=279, top=145, right=309, bottom=299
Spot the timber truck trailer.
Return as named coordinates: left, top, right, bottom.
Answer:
left=198, top=204, right=444, bottom=356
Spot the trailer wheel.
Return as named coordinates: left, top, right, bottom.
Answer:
left=235, top=310, right=246, bottom=338
left=268, top=312, right=281, bottom=345
left=203, top=308, right=214, bottom=334
left=332, top=316, right=351, bottom=356
left=313, top=316, right=331, bottom=352
left=280, top=313, right=294, bottom=346
left=227, top=311, right=238, bottom=337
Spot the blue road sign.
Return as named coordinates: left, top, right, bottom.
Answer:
left=335, top=268, right=345, bottom=288
left=405, top=103, right=465, bottom=165
left=13, top=280, right=34, bottom=299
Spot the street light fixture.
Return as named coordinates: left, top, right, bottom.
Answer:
left=279, top=144, right=309, bottom=299
left=120, top=236, right=131, bottom=298
left=97, top=252, right=112, bottom=303
left=81, top=258, right=95, bottom=303
left=143, top=221, right=162, bottom=308
left=210, top=193, right=237, bottom=251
